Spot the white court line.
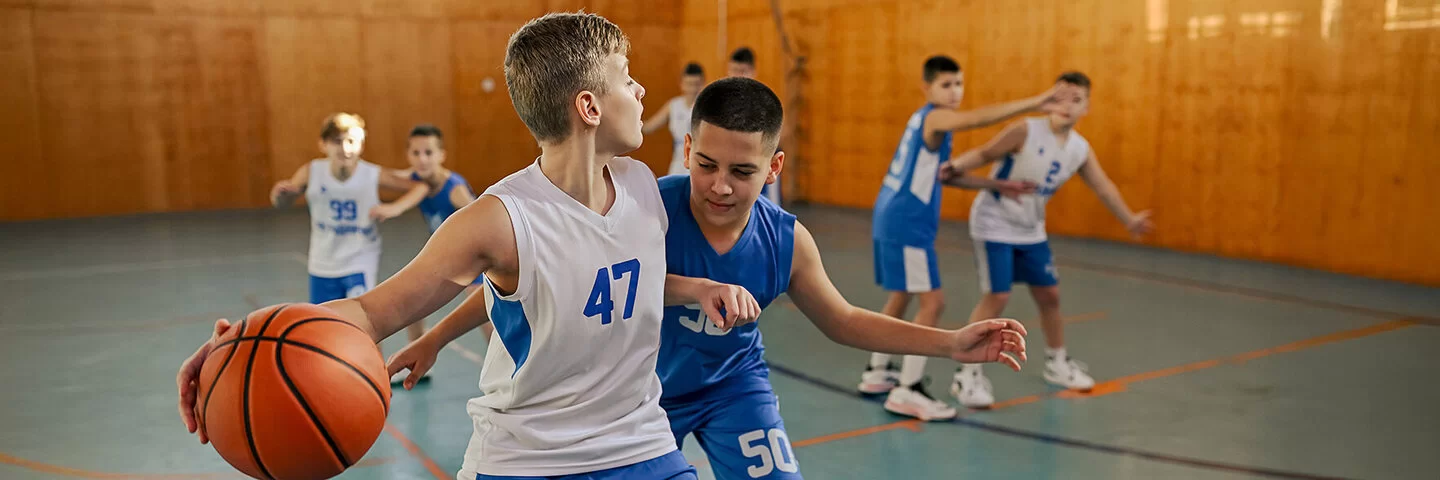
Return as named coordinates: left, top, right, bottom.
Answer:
left=446, top=343, right=485, bottom=364
left=0, top=252, right=309, bottom=282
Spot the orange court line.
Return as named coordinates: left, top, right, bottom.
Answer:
left=800, top=318, right=1418, bottom=448
left=385, top=423, right=449, bottom=480
left=1055, top=318, right=1417, bottom=400
left=791, top=419, right=923, bottom=449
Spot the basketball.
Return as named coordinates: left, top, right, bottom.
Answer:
left=195, top=303, right=391, bottom=480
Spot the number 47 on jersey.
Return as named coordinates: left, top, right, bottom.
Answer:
left=584, top=259, right=640, bottom=325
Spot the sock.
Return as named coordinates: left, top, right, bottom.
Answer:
left=869, top=353, right=892, bottom=370
left=899, top=355, right=927, bottom=386
left=1046, top=346, right=1067, bottom=363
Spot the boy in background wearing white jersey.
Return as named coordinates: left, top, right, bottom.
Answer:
left=943, top=72, right=1153, bottom=408
left=861, top=56, right=1065, bottom=421
left=269, top=113, right=428, bottom=304
left=178, top=13, right=762, bottom=479
left=643, top=63, right=705, bottom=176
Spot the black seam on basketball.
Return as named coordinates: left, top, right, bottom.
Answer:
left=275, top=327, right=351, bottom=469
left=243, top=304, right=287, bottom=480
left=277, top=317, right=389, bottom=414
left=199, top=315, right=249, bottom=439
left=209, top=334, right=389, bottom=416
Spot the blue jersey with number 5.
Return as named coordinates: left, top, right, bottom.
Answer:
left=655, top=175, right=796, bottom=403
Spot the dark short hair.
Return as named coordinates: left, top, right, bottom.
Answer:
left=683, top=62, right=704, bottom=76
left=690, top=77, right=783, bottom=151
left=1057, top=71, right=1091, bottom=90
left=408, top=123, right=444, bottom=149
left=922, top=55, right=961, bottom=83
left=729, top=47, right=755, bottom=66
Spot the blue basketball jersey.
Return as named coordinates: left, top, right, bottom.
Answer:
left=872, top=104, right=953, bottom=245
left=655, top=175, right=796, bottom=404
left=411, top=171, right=473, bottom=233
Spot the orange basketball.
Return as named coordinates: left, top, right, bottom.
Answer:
left=195, top=303, right=391, bottom=480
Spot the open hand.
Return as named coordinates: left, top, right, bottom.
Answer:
left=948, top=318, right=1028, bottom=371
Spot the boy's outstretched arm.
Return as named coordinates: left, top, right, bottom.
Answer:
left=786, top=222, right=1027, bottom=368
left=1077, top=150, right=1152, bottom=238
left=372, top=169, right=430, bottom=221
left=179, top=195, right=514, bottom=443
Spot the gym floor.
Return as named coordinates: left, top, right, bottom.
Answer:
left=2, top=205, right=1436, bottom=480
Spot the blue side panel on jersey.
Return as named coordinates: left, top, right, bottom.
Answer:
left=486, top=281, right=532, bottom=378
left=991, top=154, right=1016, bottom=201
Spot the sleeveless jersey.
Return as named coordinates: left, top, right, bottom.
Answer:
left=304, top=159, right=381, bottom=277
left=969, top=117, right=1091, bottom=244
left=411, top=171, right=473, bottom=233
left=654, top=176, right=796, bottom=404
left=666, top=96, right=694, bottom=175
left=458, top=157, right=676, bottom=478
left=873, top=104, right=953, bottom=245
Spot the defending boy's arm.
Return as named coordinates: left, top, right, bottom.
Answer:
left=785, top=222, right=1027, bottom=368
left=938, top=121, right=1036, bottom=197
left=1077, top=150, right=1152, bottom=238
left=372, top=169, right=430, bottom=221
left=924, top=85, right=1058, bottom=134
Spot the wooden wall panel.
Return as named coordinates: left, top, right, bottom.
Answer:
left=359, top=19, right=454, bottom=170
left=0, top=8, right=41, bottom=219
left=680, top=0, right=1440, bottom=285
left=450, top=19, right=540, bottom=188
left=261, top=17, right=362, bottom=186
left=626, top=23, right=682, bottom=175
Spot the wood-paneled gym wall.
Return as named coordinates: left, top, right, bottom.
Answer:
left=0, top=0, right=681, bottom=221
left=679, top=0, right=1440, bottom=286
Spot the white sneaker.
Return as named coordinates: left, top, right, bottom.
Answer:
left=883, top=382, right=957, bottom=421
left=856, top=364, right=900, bottom=394
left=950, top=367, right=995, bottom=408
left=1044, top=357, right=1095, bottom=390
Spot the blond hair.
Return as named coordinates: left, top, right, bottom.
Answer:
left=504, top=12, right=630, bottom=144
left=320, top=113, right=365, bottom=142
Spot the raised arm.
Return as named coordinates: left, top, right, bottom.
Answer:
left=924, top=85, right=1057, bottom=134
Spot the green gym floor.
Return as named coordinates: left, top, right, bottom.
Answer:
left=2, top=205, right=1436, bottom=480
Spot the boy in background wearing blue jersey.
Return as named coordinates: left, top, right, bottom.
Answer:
left=390, top=124, right=490, bottom=384
left=941, top=72, right=1152, bottom=408
left=270, top=112, right=429, bottom=304
left=388, top=78, right=1031, bottom=479
left=862, top=56, right=1067, bottom=421
left=180, top=13, right=764, bottom=480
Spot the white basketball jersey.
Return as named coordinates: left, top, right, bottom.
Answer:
left=666, top=96, right=693, bottom=176
left=459, top=157, right=675, bottom=478
left=304, top=159, right=382, bottom=277
left=969, top=117, right=1091, bottom=244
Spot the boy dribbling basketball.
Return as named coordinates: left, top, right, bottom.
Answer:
left=180, top=12, right=760, bottom=479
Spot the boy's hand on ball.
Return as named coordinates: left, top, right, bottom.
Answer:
left=177, top=318, right=234, bottom=444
